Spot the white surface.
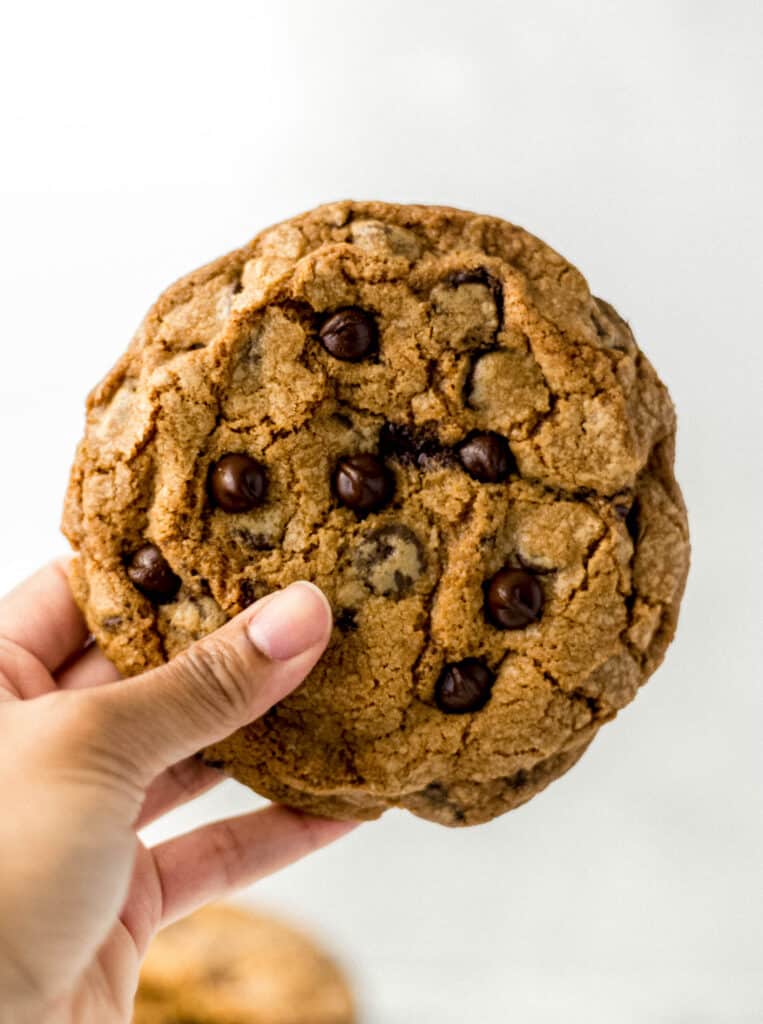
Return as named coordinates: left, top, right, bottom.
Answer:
left=1, top=2, right=761, bottom=1020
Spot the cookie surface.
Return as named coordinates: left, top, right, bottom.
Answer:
left=63, top=201, right=689, bottom=825
left=132, top=903, right=355, bottom=1024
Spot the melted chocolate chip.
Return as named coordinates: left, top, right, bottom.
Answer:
left=458, top=432, right=515, bottom=482
left=379, top=421, right=450, bottom=468
left=333, top=453, right=393, bottom=513
left=126, top=544, right=180, bottom=601
left=319, top=308, right=377, bottom=361
left=435, top=658, right=495, bottom=714
left=233, top=528, right=273, bottom=551
left=331, top=410, right=353, bottom=429
left=209, top=454, right=267, bottom=513
left=355, top=524, right=425, bottom=599
left=484, top=567, right=544, bottom=629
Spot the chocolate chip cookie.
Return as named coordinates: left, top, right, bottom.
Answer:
left=132, top=903, right=355, bottom=1024
left=63, top=201, right=690, bottom=826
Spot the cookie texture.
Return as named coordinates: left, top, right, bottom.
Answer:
left=132, top=903, right=355, bottom=1024
left=63, top=201, right=690, bottom=826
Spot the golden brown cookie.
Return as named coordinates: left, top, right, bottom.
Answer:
left=132, top=903, right=355, bottom=1024
left=63, top=201, right=690, bottom=826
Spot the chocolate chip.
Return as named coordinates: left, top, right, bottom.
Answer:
left=331, top=411, right=353, bottom=429
left=421, top=782, right=449, bottom=806
left=435, top=658, right=495, bottom=714
left=379, top=421, right=451, bottom=469
left=126, top=544, right=180, bottom=601
left=592, top=297, right=633, bottom=352
left=419, top=781, right=466, bottom=821
left=450, top=268, right=503, bottom=324
left=335, top=607, right=358, bottom=632
left=333, top=453, right=393, bottom=513
left=484, top=567, right=544, bottom=629
left=458, top=432, right=515, bottom=482
left=209, top=454, right=267, bottom=513
left=354, top=524, right=426, bottom=599
left=238, top=579, right=259, bottom=607
left=507, top=766, right=529, bottom=790
left=319, top=308, right=377, bottom=361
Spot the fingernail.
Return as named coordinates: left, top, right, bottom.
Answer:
left=247, top=582, right=332, bottom=661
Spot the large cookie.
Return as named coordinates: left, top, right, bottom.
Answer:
left=63, top=201, right=689, bottom=826
left=132, top=903, right=355, bottom=1024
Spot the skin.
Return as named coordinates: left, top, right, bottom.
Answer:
left=0, top=561, right=356, bottom=1024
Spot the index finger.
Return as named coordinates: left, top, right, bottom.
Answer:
left=0, top=560, right=90, bottom=672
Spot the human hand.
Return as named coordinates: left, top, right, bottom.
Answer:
left=0, top=562, right=354, bottom=1024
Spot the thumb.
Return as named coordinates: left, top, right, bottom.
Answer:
left=79, top=581, right=332, bottom=786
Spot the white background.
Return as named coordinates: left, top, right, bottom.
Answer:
left=1, top=2, right=761, bottom=1021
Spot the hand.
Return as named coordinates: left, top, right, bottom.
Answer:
left=0, top=562, right=355, bottom=1024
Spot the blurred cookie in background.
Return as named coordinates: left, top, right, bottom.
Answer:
left=133, top=903, right=356, bottom=1024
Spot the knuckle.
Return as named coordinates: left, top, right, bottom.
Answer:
left=0, top=636, right=30, bottom=695
left=0, top=636, right=20, bottom=665
left=177, top=639, right=253, bottom=724
left=163, top=757, right=207, bottom=803
left=72, top=689, right=118, bottom=742
left=32, top=690, right=145, bottom=794
left=55, top=690, right=127, bottom=756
